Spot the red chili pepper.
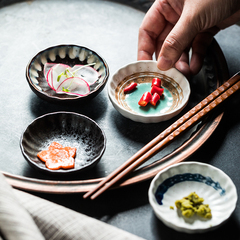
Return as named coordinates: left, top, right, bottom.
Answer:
left=150, top=92, right=160, bottom=106
left=138, top=92, right=152, bottom=107
left=151, top=78, right=161, bottom=88
left=151, top=85, right=164, bottom=96
left=124, top=82, right=137, bottom=93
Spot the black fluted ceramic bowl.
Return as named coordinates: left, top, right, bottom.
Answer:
left=26, top=44, right=109, bottom=104
left=20, top=112, right=106, bottom=175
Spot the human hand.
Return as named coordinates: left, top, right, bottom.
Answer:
left=138, top=0, right=240, bottom=78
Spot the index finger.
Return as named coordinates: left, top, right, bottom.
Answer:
left=138, top=1, right=167, bottom=60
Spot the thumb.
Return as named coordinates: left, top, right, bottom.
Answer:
left=157, top=14, right=198, bottom=70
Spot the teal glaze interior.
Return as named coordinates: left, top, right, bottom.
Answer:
left=125, top=82, right=173, bottom=115
left=115, top=72, right=184, bottom=116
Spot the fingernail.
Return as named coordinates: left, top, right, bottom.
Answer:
left=157, top=56, right=172, bottom=70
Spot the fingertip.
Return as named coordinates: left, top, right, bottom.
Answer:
left=189, top=53, right=204, bottom=75
left=157, top=55, right=173, bottom=70
left=175, top=61, right=191, bottom=80
left=137, top=50, right=153, bottom=61
left=157, top=15, right=198, bottom=71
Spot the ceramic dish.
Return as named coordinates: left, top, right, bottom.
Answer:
left=20, top=112, right=106, bottom=175
left=148, top=162, right=237, bottom=233
left=108, top=60, right=190, bottom=123
left=26, top=44, right=109, bottom=104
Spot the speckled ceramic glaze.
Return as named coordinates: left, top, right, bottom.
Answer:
left=26, top=44, right=109, bottom=103
left=108, top=60, right=190, bottom=123
left=20, top=112, right=106, bottom=175
left=148, top=162, right=238, bottom=233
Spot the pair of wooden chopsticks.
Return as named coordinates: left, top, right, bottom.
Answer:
left=83, top=72, right=240, bottom=200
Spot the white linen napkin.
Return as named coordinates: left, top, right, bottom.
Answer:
left=0, top=173, right=145, bottom=240
left=0, top=173, right=44, bottom=240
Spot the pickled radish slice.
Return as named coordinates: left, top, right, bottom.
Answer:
left=56, top=77, right=90, bottom=96
left=44, top=63, right=55, bottom=77
left=50, top=64, right=70, bottom=90
left=71, top=64, right=99, bottom=85
left=44, top=63, right=97, bottom=96
left=46, top=68, right=54, bottom=89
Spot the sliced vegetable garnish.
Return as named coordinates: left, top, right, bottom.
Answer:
left=124, top=82, right=138, bottom=93
left=138, top=92, right=152, bottom=107
left=56, top=77, right=90, bottom=96
left=150, top=92, right=160, bottom=106
left=44, top=63, right=55, bottom=77
left=44, top=63, right=98, bottom=97
left=71, top=64, right=99, bottom=85
left=37, top=142, right=77, bottom=170
left=46, top=64, right=69, bottom=90
left=151, top=78, right=162, bottom=88
left=126, top=77, right=165, bottom=108
left=151, top=85, right=164, bottom=96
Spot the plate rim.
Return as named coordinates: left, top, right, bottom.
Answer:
left=1, top=1, right=229, bottom=194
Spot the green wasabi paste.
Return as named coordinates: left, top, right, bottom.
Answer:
left=175, top=192, right=212, bottom=219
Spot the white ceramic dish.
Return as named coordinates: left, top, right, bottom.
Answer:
left=108, top=60, right=190, bottom=123
left=148, top=162, right=238, bottom=233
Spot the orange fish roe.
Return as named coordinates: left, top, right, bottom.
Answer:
left=37, top=142, right=76, bottom=170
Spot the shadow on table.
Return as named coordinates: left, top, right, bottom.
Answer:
left=29, top=91, right=108, bottom=123
left=151, top=214, right=240, bottom=240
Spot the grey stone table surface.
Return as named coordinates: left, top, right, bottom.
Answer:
left=1, top=1, right=240, bottom=240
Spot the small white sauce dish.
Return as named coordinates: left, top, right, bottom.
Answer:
left=108, top=60, right=190, bottom=123
left=148, top=162, right=238, bottom=233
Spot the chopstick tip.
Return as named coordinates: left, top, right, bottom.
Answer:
left=83, top=192, right=90, bottom=199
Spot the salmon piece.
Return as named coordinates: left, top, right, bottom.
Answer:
left=37, top=142, right=77, bottom=170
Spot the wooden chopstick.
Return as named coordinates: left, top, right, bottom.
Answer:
left=83, top=72, right=240, bottom=200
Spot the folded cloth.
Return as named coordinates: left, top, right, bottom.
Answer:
left=0, top=173, right=44, bottom=240
left=0, top=173, right=145, bottom=240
